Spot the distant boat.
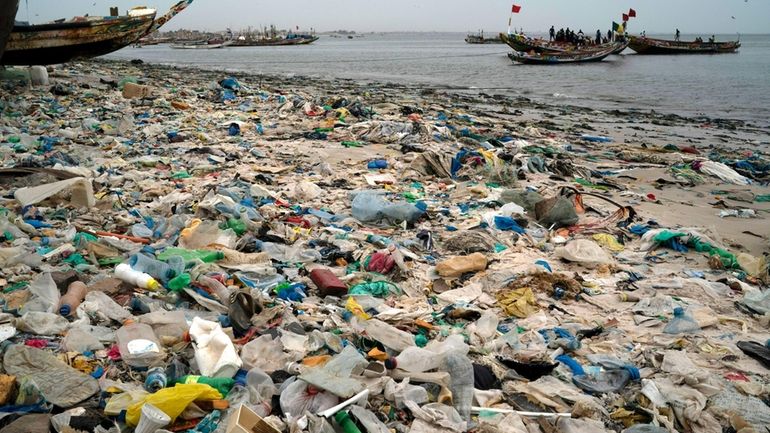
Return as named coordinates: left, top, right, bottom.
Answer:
left=508, top=45, right=617, bottom=65
left=628, top=36, right=740, bottom=54
left=0, top=0, right=19, bottom=60
left=231, top=34, right=319, bottom=47
left=465, top=32, right=503, bottom=44
left=500, top=32, right=625, bottom=55
left=170, top=40, right=233, bottom=49
left=1, top=0, right=194, bottom=65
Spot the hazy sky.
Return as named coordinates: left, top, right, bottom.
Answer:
left=17, top=0, right=768, bottom=34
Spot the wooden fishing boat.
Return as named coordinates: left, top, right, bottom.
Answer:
left=465, top=32, right=503, bottom=44
left=170, top=40, right=233, bottom=49
left=500, top=32, right=626, bottom=55
left=1, top=0, right=193, bottom=65
left=230, top=35, right=319, bottom=47
left=508, top=45, right=616, bottom=65
left=628, top=36, right=740, bottom=54
left=0, top=0, right=19, bottom=60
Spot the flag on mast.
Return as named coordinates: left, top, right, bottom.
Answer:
left=628, top=8, right=637, bottom=18
left=512, top=4, right=522, bottom=13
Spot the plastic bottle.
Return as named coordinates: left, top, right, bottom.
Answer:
left=441, top=352, right=474, bottom=422
left=155, top=248, right=225, bottom=263
left=116, top=321, right=163, bottom=368
left=58, top=281, right=88, bottom=316
left=663, top=307, right=700, bottom=334
left=178, top=375, right=234, bottom=396
left=167, top=273, right=192, bottom=292
left=366, top=234, right=392, bottom=247
left=129, top=253, right=178, bottom=283
left=384, top=346, right=441, bottom=372
left=145, top=367, right=168, bottom=393
left=362, top=319, right=415, bottom=352
left=115, top=263, right=160, bottom=291
left=197, top=275, right=232, bottom=306
left=335, top=411, right=363, bottom=433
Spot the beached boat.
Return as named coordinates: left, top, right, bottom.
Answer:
left=0, top=0, right=19, bottom=60
left=1, top=0, right=194, bottom=65
left=508, top=45, right=616, bottom=65
left=465, top=32, right=503, bottom=44
left=628, top=36, right=740, bottom=54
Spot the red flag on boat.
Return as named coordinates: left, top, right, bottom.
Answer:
left=512, top=4, right=521, bottom=13
left=622, top=13, right=629, bottom=22
left=628, top=8, right=637, bottom=18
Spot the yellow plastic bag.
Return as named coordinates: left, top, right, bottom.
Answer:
left=126, top=383, right=222, bottom=426
left=592, top=233, right=624, bottom=252
left=496, top=287, right=538, bottom=318
left=346, top=296, right=371, bottom=320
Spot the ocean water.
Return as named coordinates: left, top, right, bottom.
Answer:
left=106, top=32, right=770, bottom=127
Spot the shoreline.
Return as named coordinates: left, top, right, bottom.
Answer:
left=5, top=57, right=769, bottom=257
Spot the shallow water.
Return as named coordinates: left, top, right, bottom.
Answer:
left=106, top=32, right=770, bottom=127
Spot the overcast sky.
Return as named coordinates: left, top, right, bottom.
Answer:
left=17, top=0, right=768, bottom=34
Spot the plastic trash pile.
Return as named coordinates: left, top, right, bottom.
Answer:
left=0, top=59, right=768, bottom=433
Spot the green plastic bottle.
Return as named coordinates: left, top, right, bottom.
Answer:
left=225, top=218, right=247, bottom=236
left=167, top=273, right=191, bottom=292
left=334, top=411, right=363, bottom=433
left=178, top=375, right=234, bottom=396
left=156, top=248, right=224, bottom=263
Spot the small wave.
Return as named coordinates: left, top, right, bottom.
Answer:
left=552, top=93, right=576, bottom=99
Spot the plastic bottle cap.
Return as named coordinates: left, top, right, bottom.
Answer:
left=147, top=279, right=160, bottom=291
left=59, top=305, right=71, bottom=316
left=673, top=307, right=685, bottom=317
left=384, top=358, right=397, bottom=369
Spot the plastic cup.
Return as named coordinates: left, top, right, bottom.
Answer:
left=135, top=403, right=171, bottom=433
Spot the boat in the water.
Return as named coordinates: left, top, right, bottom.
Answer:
left=465, top=31, right=503, bottom=44
left=508, top=45, right=617, bottom=65
left=628, top=36, right=740, bottom=54
left=1, top=0, right=194, bottom=65
left=500, top=32, right=626, bottom=55
left=229, top=25, right=318, bottom=47
left=0, top=0, right=19, bottom=60
left=170, top=40, right=233, bottom=49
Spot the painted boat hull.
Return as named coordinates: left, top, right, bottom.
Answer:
left=508, top=46, right=616, bottom=65
left=628, top=36, right=740, bottom=54
left=0, top=0, right=19, bottom=60
left=501, top=32, right=624, bottom=55
left=2, top=12, right=155, bottom=65
left=230, top=36, right=319, bottom=47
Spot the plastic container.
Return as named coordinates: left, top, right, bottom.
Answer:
left=362, top=319, right=415, bottom=352
left=58, top=281, right=88, bottom=316
left=384, top=346, right=441, bottom=372
left=335, top=411, right=363, bottom=433
left=145, top=367, right=168, bottom=393
left=115, top=263, right=160, bottom=291
left=441, top=352, right=474, bottom=422
left=156, top=248, right=225, bottom=263
left=116, top=321, right=163, bottom=368
left=134, top=403, right=171, bottom=433
left=351, top=191, right=423, bottom=225
left=309, top=269, right=347, bottom=297
left=663, top=307, right=700, bottom=334
left=167, top=273, right=192, bottom=292
left=129, top=253, right=179, bottom=283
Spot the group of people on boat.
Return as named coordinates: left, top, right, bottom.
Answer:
left=549, top=26, right=618, bottom=47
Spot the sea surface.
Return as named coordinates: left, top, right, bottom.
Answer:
left=106, top=32, right=770, bottom=127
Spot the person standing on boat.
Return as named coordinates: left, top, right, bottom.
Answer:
left=607, top=29, right=613, bottom=42
left=675, top=29, right=681, bottom=41
left=709, top=35, right=715, bottom=43
left=596, top=29, right=601, bottom=45
left=549, top=26, right=555, bottom=41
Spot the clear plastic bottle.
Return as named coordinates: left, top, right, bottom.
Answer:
left=441, top=352, right=474, bottom=422
left=663, top=307, right=700, bottom=334
left=116, top=321, right=163, bottom=368
left=385, top=346, right=441, bottom=372
left=58, top=281, right=88, bottom=316
left=362, top=319, right=415, bottom=352
left=129, top=253, right=179, bottom=283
